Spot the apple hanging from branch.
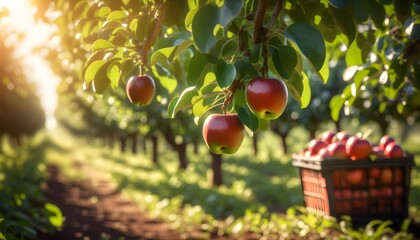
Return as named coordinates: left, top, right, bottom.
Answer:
left=246, top=77, right=288, bottom=120
left=126, top=75, right=156, bottom=106
left=202, top=114, right=245, bottom=154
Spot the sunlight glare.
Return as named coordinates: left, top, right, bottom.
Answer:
left=0, top=0, right=59, bottom=129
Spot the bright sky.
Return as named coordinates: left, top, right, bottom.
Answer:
left=0, top=0, right=59, bottom=129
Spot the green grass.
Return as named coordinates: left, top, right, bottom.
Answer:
left=43, top=122, right=420, bottom=239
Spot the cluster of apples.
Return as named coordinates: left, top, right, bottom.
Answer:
left=203, top=77, right=288, bottom=154
left=332, top=165, right=405, bottom=214
left=301, top=130, right=406, bottom=160
left=298, top=131, right=408, bottom=214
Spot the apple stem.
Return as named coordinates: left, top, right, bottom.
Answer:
left=221, top=80, right=244, bottom=114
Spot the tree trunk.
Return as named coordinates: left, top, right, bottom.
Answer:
left=280, top=133, right=289, bottom=154
left=378, top=119, right=389, bottom=136
left=151, top=135, right=159, bottom=165
left=309, top=127, right=317, bottom=140
left=334, top=120, right=341, bottom=132
left=140, top=136, right=147, bottom=153
left=177, top=143, right=188, bottom=170
left=164, top=130, right=189, bottom=170
left=210, top=152, right=223, bottom=187
left=120, top=137, right=126, bottom=153
left=131, top=134, right=137, bottom=154
left=193, top=141, right=199, bottom=155
left=252, top=133, right=258, bottom=156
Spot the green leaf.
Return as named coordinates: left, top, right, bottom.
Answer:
left=234, top=60, right=259, bottom=81
left=185, top=8, right=199, bottom=31
left=378, top=0, right=393, bottom=4
left=317, top=50, right=330, bottom=83
left=154, top=31, right=191, bottom=50
left=330, top=95, right=346, bottom=121
left=368, top=0, right=385, bottom=29
left=153, top=65, right=177, bottom=94
left=168, top=96, right=179, bottom=118
left=285, top=22, right=326, bottom=71
left=151, top=51, right=171, bottom=68
left=121, top=59, right=137, bottom=82
left=329, top=0, right=348, bottom=8
left=192, top=5, right=219, bottom=52
left=300, top=72, right=311, bottom=109
left=330, top=6, right=356, bottom=46
left=269, top=45, right=297, bottom=79
left=107, top=10, right=127, bottom=22
left=192, top=1, right=243, bottom=52
left=394, top=0, right=412, bottom=23
left=45, top=203, right=63, bottom=227
left=98, top=6, right=111, bottom=17
left=107, top=61, right=121, bottom=88
left=345, top=38, right=363, bottom=66
left=236, top=105, right=259, bottom=132
left=284, top=71, right=303, bottom=105
left=93, top=65, right=110, bottom=94
left=347, top=0, right=370, bottom=23
left=171, top=39, right=194, bottom=61
left=214, top=60, right=236, bottom=88
left=135, top=14, right=150, bottom=42
left=169, top=87, right=199, bottom=118
left=92, top=39, right=115, bottom=52
left=187, top=52, right=213, bottom=87
left=85, top=60, right=107, bottom=84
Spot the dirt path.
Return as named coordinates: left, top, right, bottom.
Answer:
left=39, top=164, right=182, bottom=240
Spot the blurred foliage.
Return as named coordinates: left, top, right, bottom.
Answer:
left=0, top=135, right=63, bottom=239
left=0, top=26, right=45, bottom=144
left=46, top=125, right=420, bottom=239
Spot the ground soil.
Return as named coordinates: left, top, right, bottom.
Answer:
left=39, top=164, right=184, bottom=240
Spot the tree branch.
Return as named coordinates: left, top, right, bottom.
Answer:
left=267, top=0, right=283, bottom=30
left=253, top=0, right=268, bottom=44
left=141, top=1, right=166, bottom=67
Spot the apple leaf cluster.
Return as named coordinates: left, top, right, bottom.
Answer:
left=78, top=0, right=419, bottom=131
left=31, top=0, right=420, bottom=154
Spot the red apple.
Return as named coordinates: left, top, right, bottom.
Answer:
left=307, top=139, right=328, bottom=156
left=332, top=171, right=342, bottom=187
left=369, top=188, right=379, bottom=198
left=371, top=145, right=386, bottom=158
left=318, top=148, right=331, bottom=158
left=395, top=168, right=404, bottom=184
left=384, top=143, right=404, bottom=158
left=380, top=168, right=393, bottom=185
left=333, top=131, right=351, bottom=144
left=126, top=75, right=156, bottom=105
left=321, top=131, right=335, bottom=144
left=395, top=186, right=404, bottom=197
left=370, top=168, right=381, bottom=179
left=346, top=169, right=364, bottom=185
left=327, top=142, right=347, bottom=159
left=202, top=114, right=245, bottom=154
left=246, top=78, right=288, bottom=120
left=379, top=135, right=395, bottom=150
left=345, top=136, right=372, bottom=160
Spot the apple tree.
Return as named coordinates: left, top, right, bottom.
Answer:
left=0, top=27, right=45, bottom=147
left=32, top=0, right=419, bottom=185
